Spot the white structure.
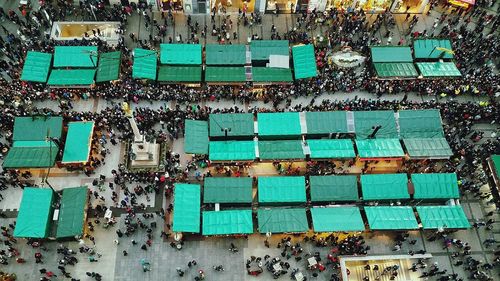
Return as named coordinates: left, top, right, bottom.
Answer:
left=51, top=22, right=121, bottom=46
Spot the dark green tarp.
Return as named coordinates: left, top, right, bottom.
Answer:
left=209, top=141, right=256, bottom=161
left=365, top=206, right=419, bottom=230
left=305, top=111, right=348, bottom=135
left=56, top=187, right=88, bottom=238
left=203, top=177, right=253, bottom=203
left=13, top=116, right=63, bottom=141
left=311, top=207, right=365, bottom=232
left=157, top=66, right=202, bottom=82
left=307, top=139, right=356, bottom=159
left=251, top=40, right=289, bottom=61
left=3, top=142, right=58, bottom=168
left=257, top=208, right=308, bottom=233
left=354, top=111, right=398, bottom=139
left=184, top=120, right=209, bottom=154
left=292, top=44, right=317, bottom=79
left=14, top=188, right=54, bottom=238
left=202, top=210, right=253, bottom=235
left=258, top=140, right=304, bottom=160
left=21, top=51, right=52, bottom=83
left=209, top=113, right=254, bottom=137
left=206, top=44, right=246, bottom=65
left=95, top=51, right=121, bottom=82
left=492, top=155, right=500, bottom=179
left=258, top=176, right=306, bottom=204
left=132, top=48, right=157, bottom=80
left=398, top=110, right=444, bottom=138
left=257, top=112, right=302, bottom=138
left=413, top=39, right=454, bottom=59
left=411, top=173, right=460, bottom=199
left=172, top=184, right=201, bottom=233
left=53, top=46, right=98, bottom=68
left=356, top=139, right=405, bottom=158
left=48, top=69, right=96, bottom=86
left=373, top=62, right=418, bottom=77
left=205, top=67, right=247, bottom=82
left=416, top=206, right=470, bottom=229
left=416, top=62, right=461, bottom=77
left=252, top=67, right=293, bottom=82
left=62, top=121, right=94, bottom=163
left=160, top=44, right=202, bottom=65
left=361, top=174, right=409, bottom=200
left=370, top=46, right=413, bottom=63
left=403, top=138, right=453, bottom=159
left=310, top=175, right=359, bottom=202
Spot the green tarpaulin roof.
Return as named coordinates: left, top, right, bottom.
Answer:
left=209, top=113, right=254, bottom=137
left=416, top=62, right=461, bottom=77
left=209, top=141, right=256, bottom=161
left=373, top=62, right=418, bottom=77
left=206, top=44, right=246, bottom=65
left=371, top=46, right=413, bottom=63
left=21, top=51, right=52, bottom=83
left=414, top=39, right=454, bottom=59
left=95, top=51, right=121, bottom=82
left=258, top=176, right=306, bottom=204
left=14, top=188, right=54, bottom=238
left=48, top=69, right=96, bottom=86
left=172, top=184, right=201, bottom=233
left=252, top=67, right=293, bottom=82
left=205, top=67, right=247, bottom=82
left=157, top=66, right=202, bottom=82
left=292, top=44, right=318, bottom=79
left=411, top=173, right=460, bottom=199
left=62, top=121, right=94, bottom=163
left=257, top=208, right=308, bottom=233
left=310, top=175, right=359, bottom=202
left=132, top=48, right=157, bottom=80
left=13, top=116, right=63, bottom=141
left=305, top=111, right=348, bottom=135
left=160, top=44, right=202, bottom=65
left=361, top=174, right=409, bottom=200
left=403, top=138, right=453, bottom=159
left=184, top=120, right=209, bottom=154
left=258, top=140, right=304, bottom=160
left=365, top=206, right=418, bottom=230
left=202, top=210, right=253, bottom=235
left=417, top=206, right=470, bottom=229
left=354, top=111, right=398, bottom=139
left=356, top=139, right=405, bottom=158
left=203, top=177, right=253, bottom=203
left=492, top=155, right=500, bottom=179
left=251, top=40, right=289, bottom=61
left=3, top=142, right=58, bottom=168
left=56, top=186, right=88, bottom=238
left=257, top=112, right=302, bottom=138
left=399, top=110, right=444, bottom=138
left=307, top=139, right=356, bottom=159
left=53, top=46, right=98, bottom=68
left=311, top=207, right=365, bottom=232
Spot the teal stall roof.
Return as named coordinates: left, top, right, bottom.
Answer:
left=184, top=120, right=208, bottom=154
left=205, top=67, right=247, bottom=82
left=47, top=69, right=96, bottom=86
left=157, top=66, right=202, bottom=82
left=305, top=111, right=348, bottom=134
left=411, top=173, right=460, bottom=199
left=14, top=188, right=54, bottom=238
left=160, top=43, right=202, bottom=65
left=132, top=48, right=157, bottom=80
left=206, top=44, right=246, bottom=65
left=416, top=62, right=461, bottom=77
left=413, top=39, right=454, bottom=59
left=53, top=46, right=98, bottom=68
left=21, top=51, right=52, bottom=83
left=361, top=174, right=409, bottom=200
left=307, top=139, right=356, bottom=159
left=203, top=177, right=253, bottom=203
left=251, top=40, right=289, bottom=61
left=310, top=175, right=359, bottom=202
left=257, top=208, right=308, bottom=233
left=416, top=206, right=470, bottom=229
left=95, top=51, right=121, bottom=82
left=202, top=210, right=253, bottom=235
left=209, top=113, right=254, bottom=137
left=172, top=184, right=201, bottom=233
left=257, top=112, right=302, bottom=138
left=13, top=116, right=63, bottom=141
left=252, top=67, right=293, bottom=82
left=365, top=206, right=418, bottom=230
left=56, top=187, right=88, bottom=238
left=354, top=111, right=398, bottom=139
left=311, top=207, right=365, bottom=232
left=292, top=44, right=318, bottom=79
left=356, top=139, right=405, bottom=158
left=370, top=46, right=413, bottom=63
left=62, top=121, right=94, bottom=163
left=3, top=143, right=58, bottom=168
left=399, top=110, right=444, bottom=138
left=258, top=140, right=305, bottom=160
left=209, top=141, right=256, bottom=161
left=374, top=63, right=418, bottom=77
left=403, top=138, right=453, bottom=159
left=258, top=176, right=306, bottom=204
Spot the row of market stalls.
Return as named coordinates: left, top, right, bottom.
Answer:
left=13, top=187, right=89, bottom=239
left=21, top=46, right=121, bottom=87
left=371, top=39, right=462, bottom=79
left=184, top=109, right=453, bottom=160
left=2, top=116, right=95, bottom=169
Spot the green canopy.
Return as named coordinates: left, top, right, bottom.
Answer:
left=292, top=44, right=318, bottom=79
left=365, top=206, right=418, bottom=230
left=416, top=206, right=470, bottom=229
left=416, top=62, right=461, bottom=77
left=206, top=44, right=246, bottom=65
left=56, top=187, right=88, bottom=238
left=132, top=48, right=157, bottom=80
left=370, top=46, right=413, bottom=63
left=257, top=208, right=308, bottom=233
left=258, top=176, right=306, bottom=204
left=62, top=121, right=94, bottom=164
left=202, top=210, right=253, bottom=235
left=47, top=69, right=96, bottom=86
left=492, top=155, right=500, bottom=179
left=13, top=116, right=63, bottom=141
left=311, top=207, right=365, bottom=232
left=209, top=141, right=256, bottom=161
left=209, top=113, right=254, bottom=137
left=398, top=110, right=444, bottom=138
left=403, top=138, right=453, bottom=159
left=184, top=120, right=208, bottom=154
left=203, top=177, right=253, bottom=204
left=53, top=46, right=98, bottom=68
left=411, top=173, right=460, bottom=199
left=251, top=40, right=289, bottom=61
left=95, top=51, right=121, bottom=82
left=258, top=140, right=304, bottom=160
left=354, top=111, right=398, bottom=139
left=361, top=174, right=409, bottom=200
left=20, top=51, right=52, bottom=83
left=252, top=67, right=293, bottom=82
left=307, top=139, right=355, bottom=159
left=205, top=67, right=247, bottom=82
left=305, top=111, right=348, bottom=135
left=373, top=63, right=418, bottom=77
left=172, top=184, right=201, bottom=233
left=160, top=44, right=202, bottom=65
left=3, top=142, right=58, bottom=168
left=413, top=39, right=454, bottom=59
left=14, top=188, right=54, bottom=238
left=310, top=175, right=359, bottom=202
left=157, top=66, right=202, bottom=82
left=356, top=139, right=405, bottom=158
left=257, top=112, right=302, bottom=138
